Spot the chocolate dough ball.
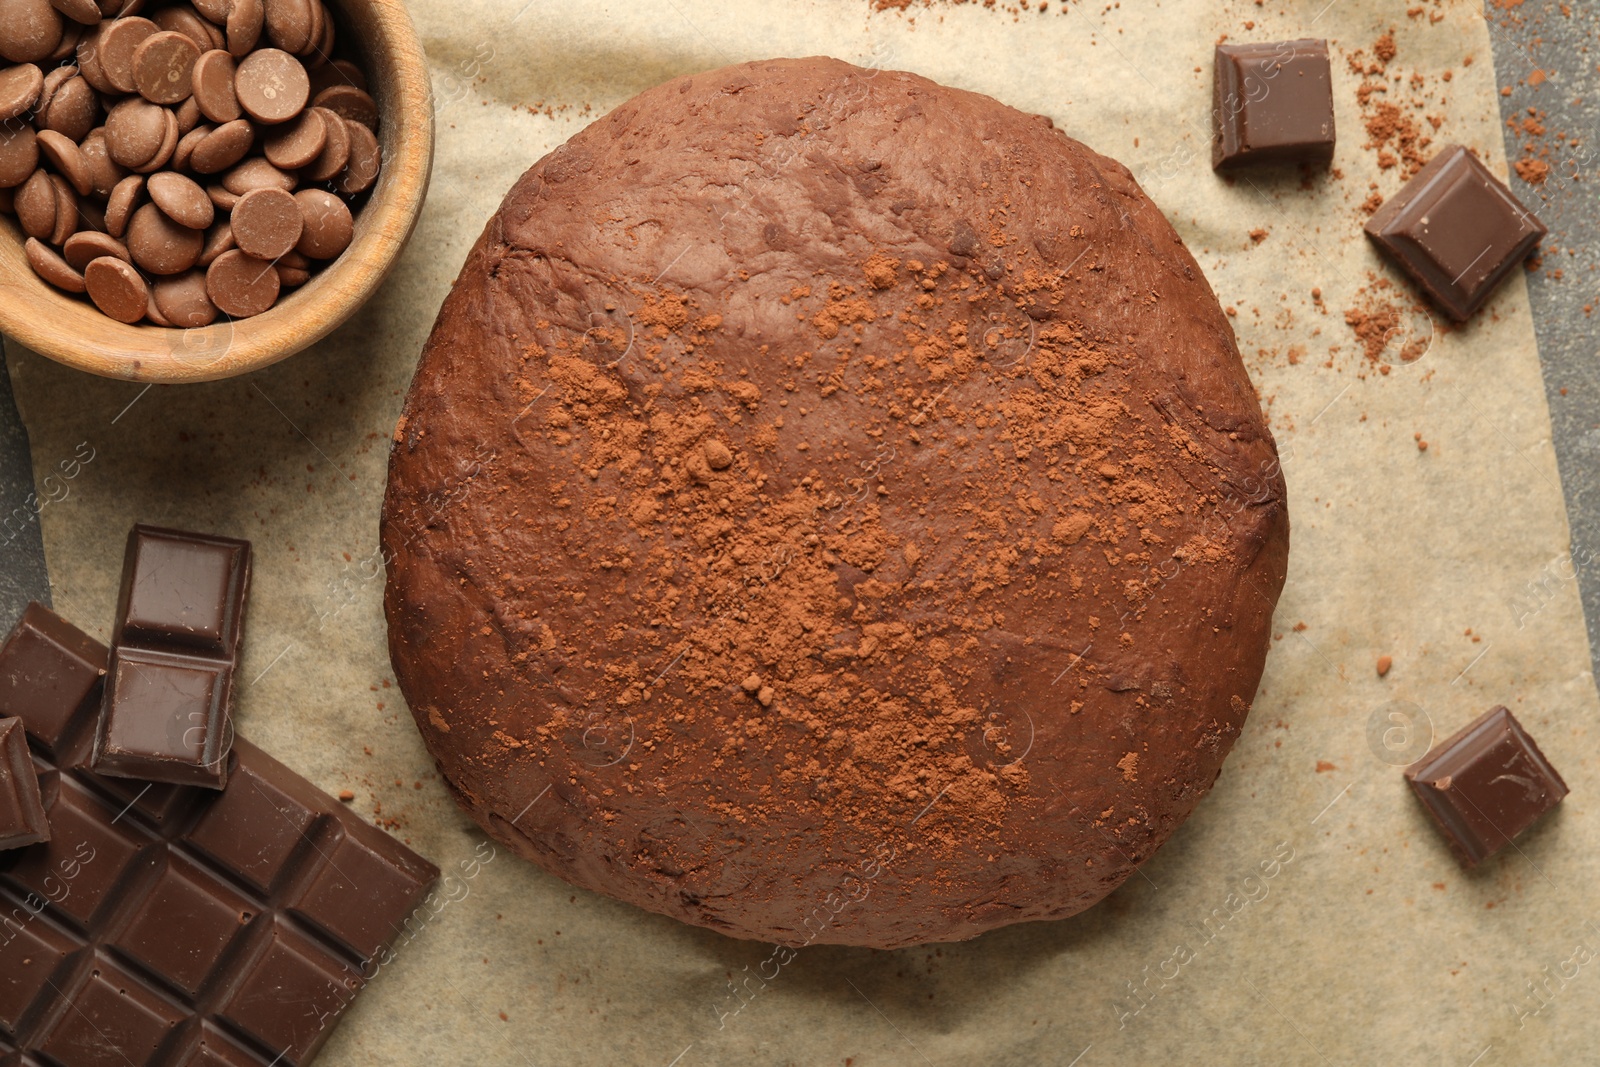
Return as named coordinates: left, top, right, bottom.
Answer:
left=382, top=57, right=1289, bottom=949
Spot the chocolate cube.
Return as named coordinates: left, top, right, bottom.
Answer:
left=1365, top=145, right=1547, bottom=322
left=1213, top=38, right=1336, bottom=170
left=1405, top=705, right=1568, bottom=867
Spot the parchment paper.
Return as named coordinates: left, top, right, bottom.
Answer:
left=8, top=0, right=1598, bottom=1063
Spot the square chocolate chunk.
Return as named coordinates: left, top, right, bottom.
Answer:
left=117, top=526, right=251, bottom=657
left=94, top=648, right=234, bottom=789
left=1213, top=38, right=1336, bottom=170
left=1365, top=145, right=1546, bottom=322
left=0, top=717, right=48, bottom=851
left=1404, top=705, right=1568, bottom=867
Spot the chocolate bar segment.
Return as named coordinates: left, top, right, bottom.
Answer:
left=92, top=525, right=252, bottom=789
left=1404, top=705, right=1568, bottom=867
left=1364, top=145, right=1547, bottom=322
left=96, top=648, right=236, bottom=788
left=0, top=602, right=108, bottom=760
left=0, top=607, right=439, bottom=1067
left=118, top=527, right=251, bottom=656
left=1213, top=39, right=1336, bottom=170
left=0, top=717, right=48, bottom=850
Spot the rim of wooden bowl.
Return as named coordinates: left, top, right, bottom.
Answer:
left=0, top=0, right=434, bottom=384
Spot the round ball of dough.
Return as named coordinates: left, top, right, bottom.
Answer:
left=382, top=57, right=1289, bottom=949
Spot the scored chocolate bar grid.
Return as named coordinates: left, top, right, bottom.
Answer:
left=0, top=607, right=438, bottom=1067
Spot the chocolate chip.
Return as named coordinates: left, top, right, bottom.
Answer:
left=205, top=246, right=277, bottom=316
left=230, top=185, right=298, bottom=258
left=126, top=199, right=201, bottom=273
left=191, top=47, right=238, bottom=122
left=74, top=24, right=117, bottom=94
left=35, top=59, right=73, bottom=112
left=187, top=115, right=250, bottom=172
left=299, top=103, right=346, bottom=181
left=151, top=267, right=215, bottom=326
left=171, top=119, right=208, bottom=169
left=104, top=94, right=166, bottom=167
left=13, top=166, right=55, bottom=238
left=152, top=6, right=219, bottom=51
left=25, top=235, right=84, bottom=291
left=83, top=253, right=148, bottom=321
left=47, top=170, right=77, bottom=244
left=191, top=0, right=229, bottom=24
left=310, top=82, right=375, bottom=130
left=332, top=116, right=377, bottom=194
left=103, top=170, right=140, bottom=235
left=204, top=180, right=235, bottom=211
left=0, top=63, right=44, bottom=123
left=131, top=29, right=198, bottom=105
left=37, top=73, right=97, bottom=141
left=142, top=286, right=172, bottom=324
left=308, top=56, right=364, bottom=98
left=224, top=0, right=262, bottom=58
left=0, top=0, right=65, bottom=64
left=134, top=104, right=177, bottom=173
left=292, top=187, right=348, bottom=259
left=263, top=0, right=313, bottom=55
left=48, top=0, right=103, bottom=25
left=262, top=105, right=322, bottom=168
left=234, top=46, right=306, bottom=124
left=47, top=19, right=80, bottom=62
left=0, top=121, right=39, bottom=187
left=62, top=227, right=130, bottom=270
left=302, top=0, right=328, bottom=59
left=35, top=128, right=90, bottom=194
left=222, top=154, right=291, bottom=194
left=96, top=16, right=158, bottom=94
left=78, top=126, right=125, bottom=195
left=197, top=217, right=232, bottom=265
left=173, top=91, right=200, bottom=133
left=146, top=168, right=210, bottom=228
left=274, top=246, right=308, bottom=286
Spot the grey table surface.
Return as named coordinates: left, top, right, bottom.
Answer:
left=0, top=341, right=51, bottom=620
left=1487, top=0, right=1600, bottom=678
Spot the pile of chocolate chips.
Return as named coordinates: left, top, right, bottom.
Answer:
left=0, top=0, right=379, bottom=326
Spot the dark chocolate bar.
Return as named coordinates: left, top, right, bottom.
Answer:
left=1213, top=39, right=1336, bottom=170
left=0, top=718, right=47, bottom=850
left=0, top=604, right=439, bottom=1067
left=1404, top=705, right=1568, bottom=867
left=1364, top=145, right=1547, bottom=322
left=92, top=526, right=252, bottom=789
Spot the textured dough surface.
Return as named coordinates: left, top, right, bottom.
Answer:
left=382, top=56, right=1289, bottom=949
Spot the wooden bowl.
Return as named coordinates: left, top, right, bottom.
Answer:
left=0, top=0, right=433, bottom=383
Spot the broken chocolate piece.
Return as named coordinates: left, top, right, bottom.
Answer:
left=0, top=601, right=108, bottom=760
left=0, top=606, right=438, bottom=1067
left=92, top=525, right=251, bottom=788
left=0, top=717, right=48, bottom=850
left=1404, top=705, right=1568, bottom=867
left=1212, top=38, right=1336, bottom=170
left=1364, top=145, right=1547, bottom=322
